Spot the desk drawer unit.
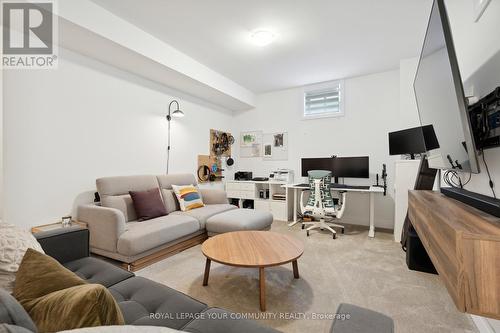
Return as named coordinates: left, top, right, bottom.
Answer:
left=226, top=182, right=255, bottom=199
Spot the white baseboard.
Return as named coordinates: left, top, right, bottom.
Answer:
left=471, top=315, right=496, bottom=333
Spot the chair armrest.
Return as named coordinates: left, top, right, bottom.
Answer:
left=77, top=204, right=126, bottom=253
left=35, top=227, right=89, bottom=264
left=199, top=188, right=229, bottom=204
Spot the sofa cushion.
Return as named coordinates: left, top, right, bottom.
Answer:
left=0, top=290, right=38, bottom=333
left=205, top=208, right=273, bottom=235
left=181, top=307, right=279, bottom=333
left=97, top=175, right=160, bottom=197
left=58, top=326, right=183, bottom=333
left=101, top=195, right=137, bottom=222
left=0, top=324, right=35, bottom=333
left=170, top=204, right=237, bottom=229
left=64, top=257, right=134, bottom=288
left=109, top=277, right=207, bottom=330
left=117, top=215, right=200, bottom=256
left=161, top=189, right=180, bottom=214
left=129, top=188, right=167, bottom=221
left=156, top=174, right=197, bottom=190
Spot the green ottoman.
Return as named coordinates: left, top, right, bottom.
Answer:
left=205, top=209, right=273, bottom=236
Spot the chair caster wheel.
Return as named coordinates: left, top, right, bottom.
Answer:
left=333, top=233, right=337, bottom=239
left=301, top=224, right=305, bottom=230
left=306, top=230, right=310, bottom=237
left=341, top=228, right=345, bottom=234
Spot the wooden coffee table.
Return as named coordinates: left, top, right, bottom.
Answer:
left=201, top=231, right=304, bottom=311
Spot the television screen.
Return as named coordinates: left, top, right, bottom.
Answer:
left=414, top=0, right=479, bottom=173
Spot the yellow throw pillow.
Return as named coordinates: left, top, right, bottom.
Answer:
left=172, top=184, right=204, bottom=211
left=14, top=249, right=124, bottom=332
left=24, top=284, right=124, bottom=333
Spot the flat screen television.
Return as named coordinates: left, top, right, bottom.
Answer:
left=414, top=0, right=479, bottom=173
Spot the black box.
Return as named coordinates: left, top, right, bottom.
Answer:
left=406, top=225, right=437, bottom=274
left=235, top=171, right=253, bottom=181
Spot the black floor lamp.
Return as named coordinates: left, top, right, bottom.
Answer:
left=166, top=100, right=185, bottom=174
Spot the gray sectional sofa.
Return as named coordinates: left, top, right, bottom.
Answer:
left=77, top=174, right=239, bottom=270
left=0, top=227, right=279, bottom=333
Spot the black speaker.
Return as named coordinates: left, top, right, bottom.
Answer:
left=406, top=225, right=437, bottom=274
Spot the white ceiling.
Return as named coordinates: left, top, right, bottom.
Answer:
left=91, top=0, right=432, bottom=93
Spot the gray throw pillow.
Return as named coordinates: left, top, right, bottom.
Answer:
left=0, top=290, right=37, bottom=332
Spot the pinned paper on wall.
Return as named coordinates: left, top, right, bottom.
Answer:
left=240, top=131, right=262, bottom=157
left=263, top=132, right=288, bottom=160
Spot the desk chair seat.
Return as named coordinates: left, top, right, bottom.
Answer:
left=300, top=170, right=347, bottom=239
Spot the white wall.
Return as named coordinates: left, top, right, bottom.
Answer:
left=3, top=47, right=233, bottom=230
left=0, top=63, right=3, bottom=221
left=399, top=0, right=500, bottom=200
left=232, top=70, right=404, bottom=229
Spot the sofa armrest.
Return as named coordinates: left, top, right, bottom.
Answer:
left=35, top=227, right=89, bottom=264
left=77, top=204, right=126, bottom=253
left=199, top=188, right=229, bottom=205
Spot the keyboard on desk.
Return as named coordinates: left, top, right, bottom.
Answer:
left=296, top=183, right=370, bottom=190
left=332, top=184, right=370, bottom=190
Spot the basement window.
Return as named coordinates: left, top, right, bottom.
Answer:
left=303, top=80, right=344, bottom=119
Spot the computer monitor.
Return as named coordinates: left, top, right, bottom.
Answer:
left=388, top=125, right=439, bottom=159
left=301, top=157, right=334, bottom=177
left=332, top=156, right=369, bottom=179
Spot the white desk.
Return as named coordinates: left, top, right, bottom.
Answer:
left=283, top=184, right=385, bottom=238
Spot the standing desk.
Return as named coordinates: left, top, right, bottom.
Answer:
left=283, top=184, right=384, bottom=238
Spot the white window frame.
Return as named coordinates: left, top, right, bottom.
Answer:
left=302, top=80, right=345, bottom=120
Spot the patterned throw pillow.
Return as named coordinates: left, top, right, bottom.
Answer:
left=171, top=185, right=204, bottom=211
left=0, top=223, right=44, bottom=293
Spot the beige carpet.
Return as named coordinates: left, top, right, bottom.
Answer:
left=137, top=222, right=477, bottom=333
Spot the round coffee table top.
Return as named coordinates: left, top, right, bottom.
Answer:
left=201, top=231, right=304, bottom=268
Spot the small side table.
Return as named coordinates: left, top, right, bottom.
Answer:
left=31, top=220, right=87, bottom=234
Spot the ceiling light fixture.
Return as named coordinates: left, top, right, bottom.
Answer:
left=250, top=29, right=276, bottom=47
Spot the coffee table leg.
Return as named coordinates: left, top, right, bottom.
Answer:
left=292, top=260, right=299, bottom=279
left=259, top=267, right=266, bottom=311
left=203, top=259, right=211, bottom=286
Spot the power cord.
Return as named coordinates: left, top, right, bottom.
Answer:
left=443, top=169, right=471, bottom=189
left=481, top=148, right=497, bottom=198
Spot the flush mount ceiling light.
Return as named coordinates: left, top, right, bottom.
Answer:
left=250, top=29, right=276, bottom=47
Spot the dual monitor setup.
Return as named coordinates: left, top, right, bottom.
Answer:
left=300, top=156, right=370, bottom=190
